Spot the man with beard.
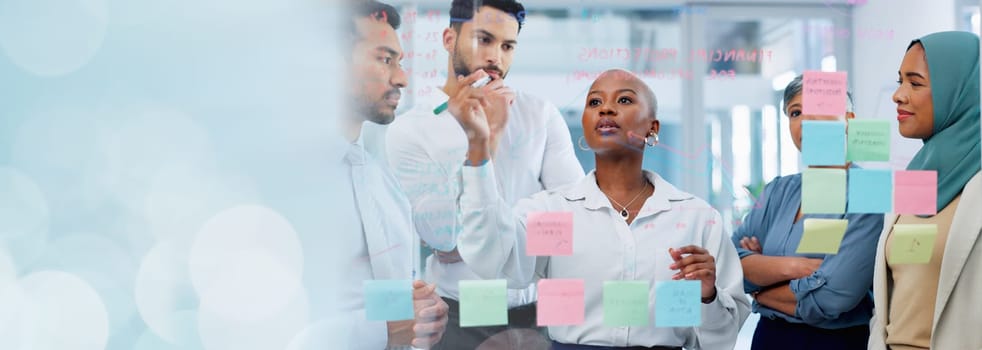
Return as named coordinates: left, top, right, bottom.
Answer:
left=386, top=1, right=584, bottom=348
left=332, top=1, right=448, bottom=348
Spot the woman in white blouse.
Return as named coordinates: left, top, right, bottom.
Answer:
left=445, top=68, right=750, bottom=349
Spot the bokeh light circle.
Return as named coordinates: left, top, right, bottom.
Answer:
left=0, top=0, right=108, bottom=76
left=188, top=205, right=304, bottom=296
left=0, top=167, right=50, bottom=273
left=6, top=271, right=109, bottom=350
left=135, top=241, right=199, bottom=345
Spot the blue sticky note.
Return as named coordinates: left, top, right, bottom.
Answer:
left=848, top=169, right=893, bottom=213
left=655, top=280, right=701, bottom=327
left=364, top=279, right=414, bottom=321
left=802, top=121, right=847, bottom=166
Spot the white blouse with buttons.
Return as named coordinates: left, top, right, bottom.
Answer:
left=456, top=164, right=750, bottom=349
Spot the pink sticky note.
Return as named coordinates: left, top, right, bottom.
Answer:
left=802, top=71, right=848, bottom=116
left=526, top=212, right=574, bottom=256
left=537, top=279, right=585, bottom=326
left=894, top=170, right=937, bottom=215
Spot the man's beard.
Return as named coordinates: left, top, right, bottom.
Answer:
left=367, top=103, right=395, bottom=125
left=357, top=89, right=399, bottom=125
left=451, top=42, right=506, bottom=80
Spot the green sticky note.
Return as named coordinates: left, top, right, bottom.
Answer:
left=802, top=168, right=846, bottom=214
left=796, top=219, right=849, bottom=254
left=847, top=119, right=891, bottom=161
left=603, top=281, right=649, bottom=327
left=364, top=279, right=414, bottom=321
left=888, top=224, right=937, bottom=264
left=459, top=280, right=507, bottom=327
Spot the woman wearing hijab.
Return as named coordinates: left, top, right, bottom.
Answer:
left=730, top=75, right=883, bottom=350
left=445, top=68, right=750, bottom=349
left=868, top=31, right=982, bottom=350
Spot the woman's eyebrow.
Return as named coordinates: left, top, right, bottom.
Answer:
left=904, top=71, right=926, bottom=79
left=588, top=89, right=637, bottom=95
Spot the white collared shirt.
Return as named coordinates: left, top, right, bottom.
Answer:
left=457, top=165, right=750, bottom=348
left=386, top=86, right=584, bottom=306
left=315, top=140, right=415, bottom=349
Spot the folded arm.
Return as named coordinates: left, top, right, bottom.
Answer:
left=740, top=255, right=823, bottom=288
left=790, top=214, right=883, bottom=323
left=754, top=283, right=797, bottom=316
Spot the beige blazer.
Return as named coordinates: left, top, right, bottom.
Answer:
left=869, top=171, right=982, bottom=349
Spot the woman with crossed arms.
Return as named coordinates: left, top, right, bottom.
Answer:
left=731, top=76, right=884, bottom=350
left=445, top=68, right=749, bottom=349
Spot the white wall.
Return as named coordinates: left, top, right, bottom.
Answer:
left=852, top=0, right=958, bottom=169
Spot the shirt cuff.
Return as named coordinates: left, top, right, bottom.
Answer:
left=460, top=161, right=499, bottom=209
left=789, top=272, right=826, bottom=297
left=701, top=286, right=737, bottom=329
left=735, top=248, right=757, bottom=259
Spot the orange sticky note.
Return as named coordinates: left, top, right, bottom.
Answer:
left=526, top=212, right=573, bottom=256
left=802, top=71, right=848, bottom=116
left=537, top=279, right=585, bottom=326
left=893, top=170, right=937, bottom=215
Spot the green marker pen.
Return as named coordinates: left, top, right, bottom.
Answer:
left=432, top=75, right=493, bottom=115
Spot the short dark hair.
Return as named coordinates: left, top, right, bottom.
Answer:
left=450, top=0, right=526, bottom=33
left=349, top=0, right=401, bottom=41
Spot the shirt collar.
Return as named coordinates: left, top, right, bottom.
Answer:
left=563, top=169, right=694, bottom=215
left=344, top=141, right=368, bottom=165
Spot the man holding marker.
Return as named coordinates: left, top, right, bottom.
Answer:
left=386, top=0, right=584, bottom=348
left=336, top=1, right=448, bottom=348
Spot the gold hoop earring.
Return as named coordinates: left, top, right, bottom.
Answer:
left=578, top=136, right=591, bottom=151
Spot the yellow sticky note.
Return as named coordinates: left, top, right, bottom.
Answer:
left=888, top=224, right=937, bottom=264
left=796, top=219, right=849, bottom=254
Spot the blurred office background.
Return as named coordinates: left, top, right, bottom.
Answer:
left=374, top=0, right=981, bottom=235
left=364, top=0, right=982, bottom=347
left=1, top=0, right=980, bottom=349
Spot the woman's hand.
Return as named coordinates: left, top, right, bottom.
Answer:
left=739, top=236, right=762, bottom=254
left=669, top=245, right=717, bottom=302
